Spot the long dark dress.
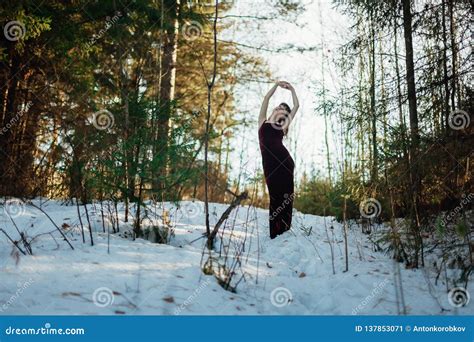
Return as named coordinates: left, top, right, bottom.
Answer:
left=258, top=120, right=295, bottom=239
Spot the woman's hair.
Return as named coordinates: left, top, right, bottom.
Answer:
left=279, top=102, right=291, bottom=136
left=279, top=102, right=291, bottom=113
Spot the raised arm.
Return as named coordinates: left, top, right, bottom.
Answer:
left=286, top=83, right=299, bottom=120
left=259, top=82, right=279, bottom=127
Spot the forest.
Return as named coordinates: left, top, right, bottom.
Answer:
left=0, top=0, right=472, bottom=315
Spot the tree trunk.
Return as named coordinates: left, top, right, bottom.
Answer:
left=0, top=50, right=21, bottom=196
left=448, top=0, right=460, bottom=110
left=393, top=4, right=411, bottom=217
left=441, top=0, right=451, bottom=133
left=402, top=0, right=422, bottom=267
left=369, top=9, right=377, bottom=182
left=318, top=4, right=332, bottom=185
left=155, top=0, right=180, bottom=198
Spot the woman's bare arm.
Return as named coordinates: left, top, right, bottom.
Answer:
left=259, top=82, right=279, bottom=128
left=287, top=83, right=299, bottom=120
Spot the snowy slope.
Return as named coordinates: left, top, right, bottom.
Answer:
left=0, top=199, right=471, bottom=315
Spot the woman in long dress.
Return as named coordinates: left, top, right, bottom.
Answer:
left=258, top=81, right=299, bottom=239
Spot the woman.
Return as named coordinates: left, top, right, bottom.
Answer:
left=258, top=81, right=299, bottom=239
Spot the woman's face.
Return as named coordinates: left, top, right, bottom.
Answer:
left=271, top=105, right=289, bottom=122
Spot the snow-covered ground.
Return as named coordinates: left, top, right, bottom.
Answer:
left=0, top=198, right=471, bottom=315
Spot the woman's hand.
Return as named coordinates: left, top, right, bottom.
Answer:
left=279, top=81, right=294, bottom=91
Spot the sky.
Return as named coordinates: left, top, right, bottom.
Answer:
left=219, top=0, right=352, bottom=185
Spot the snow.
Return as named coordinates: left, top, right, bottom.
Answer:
left=0, top=199, right=471, bottom=315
